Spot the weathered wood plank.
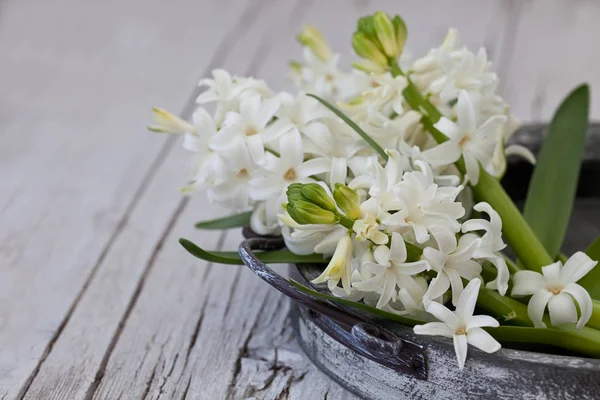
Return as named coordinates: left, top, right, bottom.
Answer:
left=0, top=0, right=248, bottom=398
left=501, top=0, right=600, bottom=121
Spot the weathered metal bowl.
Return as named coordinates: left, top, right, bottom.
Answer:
left=240, top=124, right=600, bottom=399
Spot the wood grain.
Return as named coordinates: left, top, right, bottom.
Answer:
left=1, top=0, right=598, bottom=399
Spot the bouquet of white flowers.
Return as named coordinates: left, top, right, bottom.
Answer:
left=148, top=12, right=599, bottom=371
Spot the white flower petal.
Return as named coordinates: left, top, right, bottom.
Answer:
left=455, top=278, right=480, bottom=320
left=425, top=271, right=450, bottom=301
left=433, top=117, right=462, bottom=141
left=453, top=334, right=468, bottom=370
left=560, top=251, right=598, bottom=284
left=541, top=262, right=562, bottom=283
left=562, top=282, right=593, bottom=330
left=548, top=292, right=578, bottom=327
left=413, top=322, right=453, bottom=338
left=505, top=144, right=536, bottom=165
left=330, top=157, right=347, bottom=186
left=424, top=300, right=460, bottom=329
left=527, top=290, right=553, bottom=328
left=511, top=270, right=545, bottom=296
left=422, top=140, right=462, bottom=166
left=245, top=134, right=266, bottom=165
left=389, top=232, right=407, bottom=262
left=456, top=90, right=477, bottom=133
left=279, top=131, right=304, bottom=166
left=466, top=315, right=499, bottom=330
left=448, top=268, right=465, bottom=306
left=296, top=158, right=331, bottom=178
left=466, top=327, right=501, bottom=353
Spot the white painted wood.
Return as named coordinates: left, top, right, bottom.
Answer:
left=1, top=1, right=599, bottom=399
left=501, top=0, right=600, bottom=121
left=0, top=0, right=249, bottom=398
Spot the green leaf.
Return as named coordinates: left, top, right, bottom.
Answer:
left=194, top=211, right=252, bottom=230
left=523, top=84, right=590, bottom=259
left=290, top=279, right=423, bottom=326
left=179, top=238, right=328, bottom=265
left=577, top=236, right=600, bottom=298
left=307, top=94, right=388, bottom=160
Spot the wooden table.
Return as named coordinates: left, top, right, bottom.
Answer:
left=1, top=1, right=599, bottom=398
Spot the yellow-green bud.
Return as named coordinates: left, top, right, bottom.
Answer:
left=333, top=184, right=361, bottom=220
left=352, top=60, right=387, bottom=74
left=287, top=201, right=338, bottom=225
left=373, top=12, right=397, bottom=58
left=352, top=32, right=388, bottom=67
left=301, top=183, right=337, bottom=212
left=392, top=15, right=408, bottom=56
left=297, top=25, right=332, bottom=61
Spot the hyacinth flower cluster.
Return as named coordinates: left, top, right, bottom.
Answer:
left=150, top=11, right=600, bottom=370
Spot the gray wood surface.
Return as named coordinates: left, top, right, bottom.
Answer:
left=0, top=1, right=599, bottom=399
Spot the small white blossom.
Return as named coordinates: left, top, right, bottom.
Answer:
left=422, top=229, right=483, bottom=305
left=422, top=90, right=507, bottom=185
left=382, top=161, right=465, bottom=243
left=352, top=198, right=389, bottom=245
left=196, top=69, right=272, bottom=125
left=352, top=233, right=429, bottom=309
left=249, top=131, right=330, bottom=201
left=512, top=252, right=598, bottom=329
left=461, top=202, right=509, bottom=295
left=414, top=279, right=501, bottom=370
left=210, top=96, right=290, bottom=165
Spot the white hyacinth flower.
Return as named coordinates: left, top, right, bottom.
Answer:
left=414, top=279, right=501, bottom=370
left=382, top=161, right=465, bottom=244
left=312, top=234, right=354, bottom=295
left=210, top=95, right=291, bottom=165
left=249, top=131, right=330, bottom=202
left=205, top=141, right=258, bottom=209
left=197, top=69, right=272, bottom=125
left=352, top=198, right=389, bottom=245
left=422, top=90, right=507, bottom=185
left=461, top=202, right=509, bottom=295
left=352, top=232, right=430, bottom=309
left=422, top=229, right=483, bottom=305
left=512, top=252, right=598, bottom=330
left=279, top=212, right=346, bottom=256
left=292, top=48, right=349, bottom=100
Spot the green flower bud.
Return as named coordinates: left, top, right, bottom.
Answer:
left=333, top=184, right=362, bottom=220
left=297, top=25, right=332, bottom=61
left=352, top=32, right=388, bottom=67
left=356, top=16, right=378, bottom=41
left=373, top=12, right=397, bottom=58
left=392, top=15, right=408, bottom=56
left=286, top=183, right=306, bottom=203
left=301, top=183, right=337, bottom=212
left=287, top=201, right=338, bottom=225
left=352, top=60, right=387, bottom=74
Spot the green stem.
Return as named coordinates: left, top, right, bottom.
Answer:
left=338, top=214, right=355, bottom=230
left=588, top=301, right=600, bottom=331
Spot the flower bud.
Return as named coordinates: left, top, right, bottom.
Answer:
left=312, top=234, right=353, bottom=295
left=333, top=184, right=361, bottom=219
left=374, top=12, right=397, bottom=58
left=286, top=201, right=338, bottom=225
left=352, top=32, right=388, bottom=68
left=356, top=16, right=377, bottom=41
left=297, top=25, right=332, bottom=61
left=392, top=15, right=408, bottom=56
left=148, top=107, right=195, bottom=134
left=352, top=60, right=387, bottom=74
left=286, top=183, right=306, bottom=203
left=301, top=183, right=337, bottom=212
